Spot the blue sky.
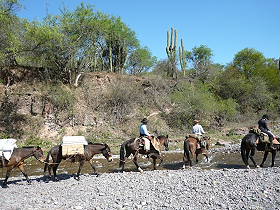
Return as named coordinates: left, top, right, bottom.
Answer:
left=17, top=0, right=279, bottom=65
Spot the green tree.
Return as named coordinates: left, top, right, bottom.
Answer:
left=126, top=47, right=156, bottom=75
left=186, top=45, right=213, bottom=82
left=233, top=48, right=265, bottom=79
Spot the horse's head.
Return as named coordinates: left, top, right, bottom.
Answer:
left=102, top=144, right=113, bottom=162
left=158, top=135, right=169, bottom=151
left=201, top=136, right=210, bottom=150
left=33, top=146, right=45, bottom=162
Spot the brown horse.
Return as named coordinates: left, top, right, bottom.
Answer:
left=183, top=136, right=210, bottom=168
left=44, top=143, right=112, bottom=181
left=119, top=135, right=169, bottom=172
left=0, top=146, right=45, bottom=188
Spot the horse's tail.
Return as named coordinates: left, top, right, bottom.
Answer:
left=44, top=151, right=51, bottom=173
left=119, top=142, right=126, bottom=167
left=184, top=138, right=192, bottom=158
left=240, top=136, right=249, bottom=166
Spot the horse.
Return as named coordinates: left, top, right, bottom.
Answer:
left=182, top=135, right=210, bottom=168
left=119, top=135, right=169, bottom=172
left=241, top=132, right=280, bottom=168
left=44, top=143, right=112, bottom=181
left=0, top=146, right=45, bottom=188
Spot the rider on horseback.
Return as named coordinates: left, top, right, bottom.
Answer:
left=258, top=114, right=276, bottom=150
left=192, top=120, right=206, bottom=149
left=139, top=118, right=152, bottom=151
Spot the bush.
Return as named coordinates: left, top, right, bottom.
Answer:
left=166, top=81, right=239, bottom=129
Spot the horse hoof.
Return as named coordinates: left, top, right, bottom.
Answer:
left=138, top=167, right=144, bottom=173
left=2, top=184, right=8, bottom=188
left=256, top=165, right=260, bottom=168
left=246, top=165, right=250, bottom=169
left=260, top=164, right=264, bottom=168
left=182, top=165, right=186, bottom=169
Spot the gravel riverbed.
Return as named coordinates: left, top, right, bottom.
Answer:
left=1, top=145, right=280, bottom=210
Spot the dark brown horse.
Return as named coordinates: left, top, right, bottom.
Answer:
left=241, top=132, right=280, bottom=168
left=119, top=135, right=169, bottom=172
left=0, top=146, right=45, bottom=188
left=44, top=143, right=112, bottom=181
left=183, top=136, right=210, bottom=168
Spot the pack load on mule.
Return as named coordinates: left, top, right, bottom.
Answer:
left=0, top=139, right=18, bottom=161
left=0, top=144, right=44, bottom=188
left=61, top=136, right=88, bottom=156
left=44, top=136, right=112, bottom=181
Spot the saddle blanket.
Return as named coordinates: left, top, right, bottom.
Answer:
left=0, top=139, right=18, bottom=160
left=61, top=136, right=88, bottom=156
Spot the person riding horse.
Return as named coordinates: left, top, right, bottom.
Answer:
left=139, top=118, right=160, bottom=152
left=192, top=120, right=206, bottom=149
left=258, top=114, right=276, bottom=150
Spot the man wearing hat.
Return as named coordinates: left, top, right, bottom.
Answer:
left=258, top=114, right=276, bottom=150
left=139, top=118, right=152, bottom=151
left=192, top=120, right=206, bottom=149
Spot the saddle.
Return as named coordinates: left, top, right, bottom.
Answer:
left=249, top=128, right=279, bottom=145
left=137, top=136, right=161, bottom=152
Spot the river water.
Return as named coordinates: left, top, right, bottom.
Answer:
left=1, top=150, right=279, bottom=179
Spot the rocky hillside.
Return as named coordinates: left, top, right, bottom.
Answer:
left=0, top=72, right=176, bottom=146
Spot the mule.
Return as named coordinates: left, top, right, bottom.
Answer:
left=119, top=135, right=169, bottom=172
left=0, top=146, right=45, bottom=188
left=44, top=143, right=112, bottom=181
left=182, top=136, right=210, bottom=168
left=241, top=132, right=280, bottom=168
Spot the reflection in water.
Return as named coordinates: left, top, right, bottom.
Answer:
left=1, top=151, right=279, bottom=178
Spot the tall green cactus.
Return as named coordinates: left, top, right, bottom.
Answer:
left=179, top=38, right=187, bottom=77
left=166, top=27, right=178, bottom=79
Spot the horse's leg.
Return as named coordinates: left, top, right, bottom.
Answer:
left=241, top=146, right=250, bottom=168
left=18, top=163, right=31, bottom=184
left=195, top=153, right=199, bottom=163
left=203, top=152, right=209, bottom=162
left=271, top=151, right=276, bottom=167
left=152, top=156, right=157, bottom=170
left=260, top=151, right=269, bottom=167
left=244, top=149, right=251, bottom=169
left=151, top=153, right=161, bottom=170
left=89, top=159, right=98, bottom=176
left=75, top=160, right=85, bottom=180
left=2, top=166, right=13, bottom=187
left=119, top=150, right=132, bottom=172
left=248, top=148, right=258, bottom=168
left=132, top=151, right=143, bottom=173
left=52, top=161, right=61, bottom=181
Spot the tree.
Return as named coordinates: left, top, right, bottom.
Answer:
left=186, top=45, right=213, bottom=82
left=233, top=48, right=265, bottom=79
left=126, top=47, right=156, bottom=75
left=0, top=0, right=21, bottom=66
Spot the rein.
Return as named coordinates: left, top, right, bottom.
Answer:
left=37, top=154, right=77, bottom=165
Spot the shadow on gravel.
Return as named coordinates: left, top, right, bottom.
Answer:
left=0, top=174, right=78, bottom=188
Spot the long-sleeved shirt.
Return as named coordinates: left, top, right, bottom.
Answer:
left=258, top=118, right=269, bottom=132
left=140, top=124, right=150, bottom=136
left=192, top=124, right=205, bottom=136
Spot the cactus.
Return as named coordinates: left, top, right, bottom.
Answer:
left=166, top=27, right=178, bottom=79
left=179, top=38, right=187, bottom=77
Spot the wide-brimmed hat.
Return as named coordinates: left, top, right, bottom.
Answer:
left=194, top=120, right=200, bottom=124
left=141, top=118, right=148, bottom=124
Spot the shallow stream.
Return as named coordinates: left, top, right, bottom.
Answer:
left=1, top=150, right=279, bottom=179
